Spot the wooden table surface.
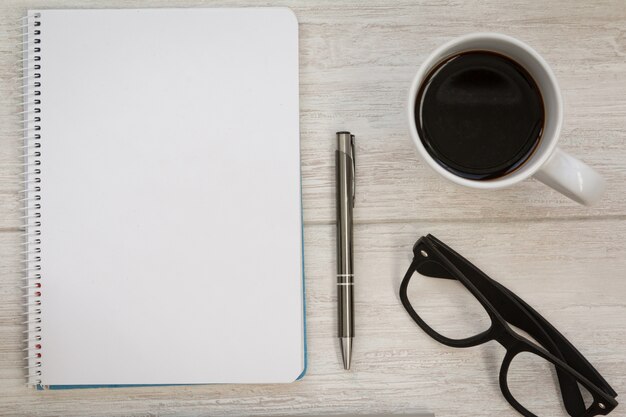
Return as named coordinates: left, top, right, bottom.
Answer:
left=1, top=1, right=625, bottom=416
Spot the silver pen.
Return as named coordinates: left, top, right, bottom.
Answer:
left=335, top=131, right=355, bottom=370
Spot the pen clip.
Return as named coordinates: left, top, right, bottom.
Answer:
left=350, top=134, right=356, bottom=208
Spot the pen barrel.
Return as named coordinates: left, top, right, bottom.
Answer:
left=337, top=276, right=354, bottom=337
left=336, top=132, right=355, bottom=338
left=335, top=149, right=354, bottom=275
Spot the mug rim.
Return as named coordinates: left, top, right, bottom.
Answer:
left=407, top=32, right=563, bottom=189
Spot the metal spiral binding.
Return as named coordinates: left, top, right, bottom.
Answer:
left=20, top=12, right=43, bottom=388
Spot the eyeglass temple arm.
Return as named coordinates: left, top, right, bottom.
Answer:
left=419, top=234, right=616, bottom=398
left=503, top=282, right=618, bottom=398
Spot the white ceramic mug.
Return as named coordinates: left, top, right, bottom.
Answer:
left=407, top=33, right=605, bottom=205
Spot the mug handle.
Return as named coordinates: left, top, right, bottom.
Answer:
left=533, top=148, right=605, bottom=205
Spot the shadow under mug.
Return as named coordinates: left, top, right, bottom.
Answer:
left=407, top=33, right=605, bottom=205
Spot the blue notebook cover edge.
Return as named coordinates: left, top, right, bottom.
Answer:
left=296, top=182, right=308, bottom=381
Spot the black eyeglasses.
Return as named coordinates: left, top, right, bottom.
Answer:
left=399, top=234, right=618, bottom=417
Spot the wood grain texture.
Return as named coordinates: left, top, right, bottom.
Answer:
left=1, top=0, right=625, bottom=416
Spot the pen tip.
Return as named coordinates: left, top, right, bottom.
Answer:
left=340, top=337, right=352, bottom=370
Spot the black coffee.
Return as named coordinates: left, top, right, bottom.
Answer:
left=415, top=51, right=544, bottom=180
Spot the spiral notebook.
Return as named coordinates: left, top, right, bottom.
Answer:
left=21, top=8, right=305, bottom=389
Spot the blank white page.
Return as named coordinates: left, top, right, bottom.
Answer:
left=32, top=8, right=304, bottom=385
